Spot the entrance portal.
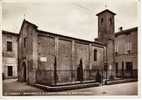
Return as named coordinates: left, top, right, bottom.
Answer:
left=77, top=59, right=83, bottom=81
left=8, top=66, right=13, bottom=76
left=126, top=62, right=133, bottom=78
left=22, top=62, right=26, bottom=82
left=122, top=61, right=124, bottom=78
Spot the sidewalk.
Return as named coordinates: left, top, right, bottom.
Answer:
left=33, top=82, right=100, bottom=92
left=3, top=79, right=44, bottom=96
left=33, top=78, right=137, bottom=92
left=106, top=78, right=137, bottom=85
left=3, top=78, right=138, bottom=96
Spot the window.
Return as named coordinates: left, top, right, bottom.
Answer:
left=128, top=41, right=131, bottom=53
left=115, top=40, right=118, bottom=55
left=126, top=62, right=133, bottom=72
left=109, top=17, right=112, bottom=25
left=115, top=52, right=118, bottom=56
left=101, top=18, right=103, bottom=24
left=7, top=41, right=12, bottom=51
left=126, top=40, right=131, bottom=54
left=8, top=66, right=13, bottom=76
left=122, top=61, right=124, bottom=78
left=127, top=50, right=130, bottom=54
left=115, top=63, right=118, bottom=74
left=7, top=34, right=12, bottom=39
left=94, top=49, right=97, bottom=61
left=104, top=63, right=108, bottom=71
left=24, top=37, right=27, bottom=47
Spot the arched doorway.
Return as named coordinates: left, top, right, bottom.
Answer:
left=22, top=62, right=26, bottom=82
left=77, top=59, right=83, bottom=81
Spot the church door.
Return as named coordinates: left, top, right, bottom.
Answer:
left=122, top=61, right=124, bottom=78
left=77, top=59, right=83, bottom=81
left=8, top=66, right=13, bottom=77
left=22, top=62, right=26, bottom=82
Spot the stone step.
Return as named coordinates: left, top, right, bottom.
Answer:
left=32, top=82, right=100, bottom=92
left=106, top=78, right=137, bottom=85
left=32, top=79, right=137, bottom=92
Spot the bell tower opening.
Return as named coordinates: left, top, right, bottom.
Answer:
left=96, top=9, right=116, bottom=43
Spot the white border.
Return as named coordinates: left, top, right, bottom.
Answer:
left=0, top=0, right=141, bottom=100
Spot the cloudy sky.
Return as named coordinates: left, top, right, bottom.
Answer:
left=2, top=0, right=138, bottom=41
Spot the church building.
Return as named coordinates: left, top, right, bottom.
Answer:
left=18, top=19, right=105, bottom=85
left=17, top=9, right=138, bottom=86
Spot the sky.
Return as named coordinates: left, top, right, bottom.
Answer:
left=2, top=0, right=138, bottom=41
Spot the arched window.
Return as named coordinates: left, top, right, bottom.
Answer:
left=101, top=18, right=103, bottom=24
left=24, top=37, right=27, bottom=48
left=115, top=40, right=119, bottom=55
left=94, top=49, right=97, bottom=61
left=109, top=17, right=112, bottom=25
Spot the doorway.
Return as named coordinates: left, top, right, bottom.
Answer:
left=126, top=62, right=133, bottom=78
left=77, top=59, right=83, bottom=81
left=122, top=61, right=124, bottom=78
left=115, top=63, right=118, bottom=77
left=22, top=62, right=26, bottom=81
left=8, top=66, right=13, bottom=76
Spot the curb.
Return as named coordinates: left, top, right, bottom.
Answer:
left=32, top=82, right=100, bottom=92
left=106, top=79, right=137, bottom=85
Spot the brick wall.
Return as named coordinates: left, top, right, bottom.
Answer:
left=18, top=21, right=38, bottom=83
left=18, top=20, right=105, bottom=85
left=37, top=35, right=55, bottom=85
left=57, top=39, right=72, bottom=83
left=36, top=32, right=105, bottom=85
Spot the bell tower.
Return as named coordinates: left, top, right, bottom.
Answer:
left=96, top=9, right=116, bottom=43
left=96, top=9, right=116, bottom=79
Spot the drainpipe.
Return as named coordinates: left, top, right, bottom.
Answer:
left=104, top=44, right=108, bottom=85
left=54, top=56, right=57, bottom=85
left=112, top=39, right=115, bottom=79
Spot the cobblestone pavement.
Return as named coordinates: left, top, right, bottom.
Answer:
left=61, top=82, right=138, bottom=96
left=3, top=79, right=44, bottom=96
left=3, top=79, right=138, bottom=96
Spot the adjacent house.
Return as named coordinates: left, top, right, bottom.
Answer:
left=2, top=31, right=19, bottom=79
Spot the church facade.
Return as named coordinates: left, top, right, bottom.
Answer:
left=18, top=19, right=106, bottom=85
left=15, top=9, right=138, bottom=86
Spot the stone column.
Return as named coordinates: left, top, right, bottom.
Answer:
left=89, top=43, right=92, bottom=80
left=54, top=37, right=59, bottom=85
left=71, top=40, right=75, bottom=82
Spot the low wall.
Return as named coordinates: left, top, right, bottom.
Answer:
left=36, top=69, right=103, bottom=85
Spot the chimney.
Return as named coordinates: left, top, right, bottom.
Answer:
left=119, top=27, right=123, bottom=31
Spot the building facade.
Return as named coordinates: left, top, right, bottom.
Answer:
left=1, top=8, right=137, bottom=86
left=2, top=31, right=19, bottom=79
left=95, top=9, right=138, bottom=79
left=114, top=27, right=138, bottom=78
left=18, top=20, right=106, bottom=85
left=96, top=9, right=116, bottom=79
